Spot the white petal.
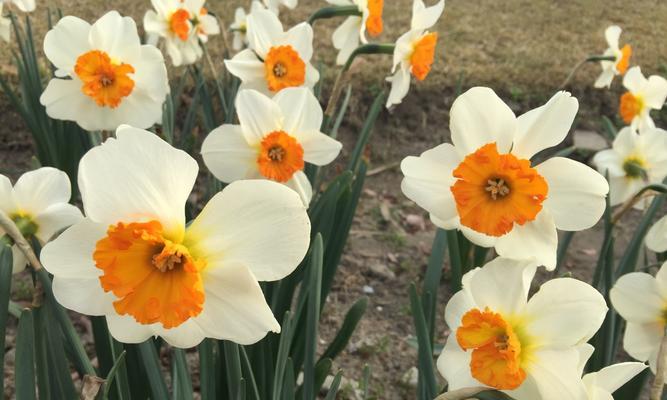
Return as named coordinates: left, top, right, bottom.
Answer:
left=512, top=91, right=579, bottom=159
left=273, top=87, right=322, bottom=135
left=13, top=167, right=72, bottom=215
left=594, top=69, right=615, bottom=89
left=444, top=290, right=475, bottom=330
left=576, top=343, right=596, bottom=377
left=11, top=246, right=27, bottom=274
left=33, top=203, right=83, bottom=243
left=224, top=49, right=265, bottom=83
left=89, top=11, right=141, bottom=62
left=400, top=143, right=460, bottom=224
left=78, top=126, right=198, bottom=238
left=153, top=319, right=206, bottom=348
left=517, top=348, right=589, bottom=400
left=612, top=126, right=639, bottom=156
left=143, top=10, right=167, bottom=37
left=235, top=89, right=282, bottom=145
left=332, top=17, right=361, bottom=65
left=131, top=45, right=170, bottom=102
left=246, top=9, right=283, bottom=57
left=52, top=276, right=115, bottom=316
left=449, top=87, right=516, bottom=157
left=43, top=16, right=91, bottom=74
left=525, top=277, right=607, bottom=347
left=304, top=63, right=320, bottom=88
left=647, top=215, right=667, bottom=252
left=284, top=22, right=314, bottom=61
left=10, top=0, right=35, bottom=12
left=495, top=211, right=558, bottom=270
left=623, top=66, right=647, bottom=94
left=466, top=257, right=537, bottom=316
left=436, top=336, right=479, bottom=390
left=285, top=171, right=313, bottom=205
left=385, top=65, right=411, bottom=108
left=106, top=315, right=153, bottom=344
left=201, top=124, right=257, bottom=183
left=0, top=175, right=17, bottom=215
left=642, top=75, right=667, bottom=109
left=592, top=149, right=624, bottom=178
left=537, top=157, right=609, bottom=231
left=186, top=180, right=310, bottom=282
left=590, top=362, right=647, bottom=394
left=604, top=25, right=621, bottom=51
left=410, top=0, right=445, bottom=31
left=460, top=225, right=497, bottom=248
left=610, top=272, right=664, bottom=323
left=0, top=14, right=10, bottom=42
left=195, top=262, right=279, bottom=345
left=300, top=132, right=342, bottom=166
left=623, top=322, right=662, bottom=370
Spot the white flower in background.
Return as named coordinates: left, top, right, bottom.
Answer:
left=437, top=258, right=607, bottom=399
left=593, top=126, right=667, bottom=208
left=1, top=1, right=36, bottom=42
left=40, top=126, right=311, bottom=348
left=0, top=168, right=82, bottom=274
left=230, top=1, right=264, bottom=51
left=326, top=0, right=384, bottom=65
left=188, top=0, right=220, bottom=43
left=575, top=345, right=647, bottom=400
left=224, top=9, right=319, bottom=95
left=594, top=25, right=632, bottom=89
left=619, top=66, right=667, bottom=131
left=40, top=11, right=169, bottom=131
left=401, top=87, right=609, bottom=269
left=262, top=0, right=296, bottom=14
left=4, top=0, right=35, bottom=12
left=386, top=0, right=444, bottom=108
left=610, top=262, right=667, bottom=374
left=647, top=214, right=667, bottom=253
left=201, top=88, right=342, bottom=205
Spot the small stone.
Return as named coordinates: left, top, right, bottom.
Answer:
left=400, top=367, right=419, bottom=389
left=368, top=263, right=396, bottom=280
left=362, top=285, right=374, bottom=294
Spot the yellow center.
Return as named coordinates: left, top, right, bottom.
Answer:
left=74, top=50, right=135, bottom=108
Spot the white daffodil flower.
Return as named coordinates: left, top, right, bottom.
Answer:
left=610, top=262, right=667, bottom=375
left=230, top=1, right=264, bottom=51
left=40, top=126, right=311, bottom=348
left=326, top=0, right=383, bottom=65
left=437, top=258, right=607, bottom=400
left=400, top=87, right=609, bottom=269
left=224, top=9, right=319, bottom=95
left=593, top=126, right=667, bottom=209
left=594, top=25, right=632, bottom=89
left=262, top=0, right=296, bottom=15
left=4, top=0, right=35, bottom=12
left=647, top=214, right=667, bottom=253
left=201, top=88, right=342, bottom=205
left=0, top=167, right=82, bottom=273
left=386, top=0, right=444, bottom=108
left=575, top=344, right=647, bottom=400
left=619, top=66, right=667, bottom=132
left=40, top=11, right=169, bottom=131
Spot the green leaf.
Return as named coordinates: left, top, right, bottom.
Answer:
left=474, top=389, right=517, bottom=399
left=199, top=339, right=217, bottom=400
left=0, top=245, right=13, bottom=397
left=446, top=230, right=464, bottom=292
left=281, top=358, right=295, bottom=400
left=240, top=346, right=260, bottom=400
left=323, top=371, right=343, bottom=400
left=600, top=116, right=618, bottom=142
left=138, top=340, right=169, bottom=399
left=409, top=284, right=437, bottom=398
left=303, top=234, right=324, bottom=400
left=15, top=309, right=36, bottom=400
left=347, top=91, right=386, bottom=173
left=172, top=348, right=194, bottom=400
left=223, top=341, right=243, bottom=400
left=103, top=350, right=127, bottom=400
left=320, top=297, right=368, bottom=362
left=272, top=311, right=295, bottom=400
left=422, top=229, right=447, bottom=346
left=360, top=364, right=371, bottom=400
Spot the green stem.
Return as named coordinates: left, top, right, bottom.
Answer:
left=560, top=54, right=617, bottom=89
left=307, top=5, right=361, bottom=25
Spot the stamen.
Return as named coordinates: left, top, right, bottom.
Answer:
left=273, top=62, right=287, bottom=78
left=268, top=145, right=286, bottom=162
left=485, top=178, right=510, bottom=200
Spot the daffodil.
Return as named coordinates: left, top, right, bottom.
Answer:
left=401, top=87, right=609, bottom=269
left=437, top=258, right=607, bottom=399
left=4, top=0, right=35, bottom=12
left=0, top=167, right=82, bottom=274
left=610, top=262, right=667, bottom=375
left=594, top=25, right=632, bottom=89
left=40, top=11, right=169, bottom=131
left=230, top=1, right=264, bottom=51
left=326, top=0, right=384, bottom=65
left=618, top=66, right=667, bottom=131
left=647, top=214, right=667, bottom=253
left=201, top=88, right=342, bottom=205
left=40, top=126, right=311, bottom=348
left=224, top=8, right=319, bottom=95
left=262, top=0, right=296, bottom=15
left=593, top=126, right=667, bottom=208
left=575, top=344, right=647, bottom=400
left=385, top=0, right=444, bottom=108
left=144, top=0, right=218, bottom=66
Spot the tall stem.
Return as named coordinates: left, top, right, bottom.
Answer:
left=559, top=55, right=616, bottom=89
left=651, top=327, right=667, bottom=399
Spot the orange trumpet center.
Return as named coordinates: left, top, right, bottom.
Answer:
left=264, top=45, right=306, bottom=93
left=365, top=0, right=384, bottom=37
left=619, top=92, right=644, bottom=124
left=257, top=130, right=305, bottom=182
left=94, top=221, right=206, bottom=329
left=74, top=50, right=135, bottom=108
left=457, top=308, right=527, bottom=390
left=170, top=9, right=191, bottom=41
left=616, top=44, right=632, bottom=75
left=450, top=143, right=548, bottom=237
left=410, top=32, right=438, bottom=81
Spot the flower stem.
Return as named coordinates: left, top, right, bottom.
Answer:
left=650, top=327, right=667, bottom=399
left=307, top=5, right=361, bottom=25
left=0, top=211, right=41, bottom=271
left=559, top=54, right=616, bottom=89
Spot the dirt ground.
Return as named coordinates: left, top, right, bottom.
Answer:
left=1, top=0, right=666, bottom=399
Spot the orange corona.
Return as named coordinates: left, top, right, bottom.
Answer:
left=365, top=0, right=384, bottom=37
left=74, top=50, right=135, bottom=108
left=619, top=92, right=644, bottom=124
left=257, top=131, right=305, bottom=182
left=170, top=9, right=191, bottom=41
left=264, top=45, right=306, bottom=92
left=450, top=143, right=548, bottom=237
left=616, top=44, right=632, bottom=75
left=410, top=33, right=438, bottom=81
left=94, top=221, right=206, bottom=329
left=457, top=308, right=527, bottom=390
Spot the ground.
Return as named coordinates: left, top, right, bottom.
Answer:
left=1, top=0, right=665, bottom=399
